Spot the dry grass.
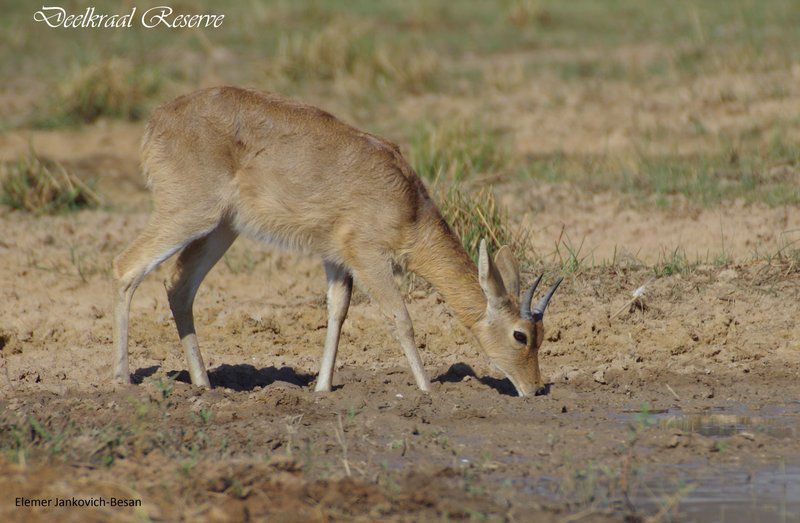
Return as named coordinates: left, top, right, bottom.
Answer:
left=506, top=0, right=553, bottom=27
left=1, top=150, right=101, bottom=214
left=267, top=17, right=438, bottom=94
left=434, top=184, right=532, bottom=265
left=408, top=119, right=528, bottom=265
left=37, top=58, right=161, bottom=126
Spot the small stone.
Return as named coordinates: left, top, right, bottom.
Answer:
left=738, top=432, right=756, bottom=441
left=18, top=371, right=41, bottom=383
left=666, top=435, right=680, bottom=448
left=593, top=369, right=607, bottom=384
left=268, top=454, right=300, bottom=472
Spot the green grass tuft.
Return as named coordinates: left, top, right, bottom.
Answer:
left=653, top=248, right=693, bottom=277
left=1, top=149, right=101, bottom=214
left=411, top=121, right=508, bottom=182
left=523, top=142, right=800, bottom=208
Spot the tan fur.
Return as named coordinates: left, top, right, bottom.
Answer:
left=112, top=86, right=550, bottom=396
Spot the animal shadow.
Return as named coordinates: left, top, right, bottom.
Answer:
left=131, top=365, right=160, bottom=384
left=435, top=362, right=550, bottom=397
left=168, top=364, right=314, bottom=392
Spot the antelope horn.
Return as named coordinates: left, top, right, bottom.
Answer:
left=532, top=277, right=564, bottom=321
left=520, top=274, right=543, bottom=319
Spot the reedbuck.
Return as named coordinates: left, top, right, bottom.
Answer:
left=112, top=87, right=562, bottom=396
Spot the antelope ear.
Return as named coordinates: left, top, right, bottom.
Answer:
left=494, top=245, right=520, bottom=298
left=478, top=239, right=507, bottom=309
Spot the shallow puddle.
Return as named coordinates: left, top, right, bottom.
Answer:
left=622, top=406, right=800, bottom=521
left=544, top=406, right=800, bottom=521
left=618, top=404, right=800, bottom=439
left=633, top=463, right=800, bottom=523
left=657, top=412, right=798, bottom=439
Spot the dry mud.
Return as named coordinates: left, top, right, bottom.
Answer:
left=1, top=126, right=799, bottom=522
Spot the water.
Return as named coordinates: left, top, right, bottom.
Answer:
left=515, top=406, right=800, bottom=521
left=653, top=406, right=799, bottom=439
left=625, top=405, right=800, bottom=522
left=632, top=463, right=800, bottom=523
left=404, top=405, right=800, bottom=521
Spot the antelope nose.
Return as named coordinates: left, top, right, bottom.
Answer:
left=534, top=383, right=550, bottom=396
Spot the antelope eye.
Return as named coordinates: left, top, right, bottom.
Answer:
left=513, top=330, right=528, bottom=344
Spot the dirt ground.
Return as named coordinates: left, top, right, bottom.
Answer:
left=1, top=120, right=799, bottom=522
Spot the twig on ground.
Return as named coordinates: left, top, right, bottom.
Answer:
left=559, top=507, right=605, bottom=523
left=666, top=384, right=680, bottom=401
left=610, top=277, right=655, bottom=320
left=334, top=412, right=352, bottom=477
left=0, top=355, right=15, bottom=392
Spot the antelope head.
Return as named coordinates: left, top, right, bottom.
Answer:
left=472, top=240, right=562, bottom=397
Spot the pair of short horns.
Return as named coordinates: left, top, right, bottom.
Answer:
left=520, top=274, right=563, bottom=321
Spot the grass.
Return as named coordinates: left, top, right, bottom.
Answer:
left=410, top=121, right=508, bottom=182
left=0, top=373, right=230, bottom=469
left=35, top=58, right=161, bottom=127
left=522, top=140, right=800, bottom=208
left=1, top=0, right=797, bottom=208
left=434, top=184, right=532, bottom=266
left=267, top=16, right=438, bottom=94
left=0, top=415, right=68, bottom=464
left=5, top=1, right=800, bottom=78
left=553, top=234, right=593, bottom=274
left=539, top=238, right=800, bottom=280
left=506, top=0, right=554, bottom=28
left=406, top=118, right=528, bottom=266
left=749, top=233, right=800, bottom=275
left=652, top=248, right=693, bottom=277
left=1, top=149, right=101, bottom=214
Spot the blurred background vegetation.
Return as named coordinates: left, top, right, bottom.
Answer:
left=1, top=0, right=798, bottom=263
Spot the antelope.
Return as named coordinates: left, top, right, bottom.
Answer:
left=112, top=86, right=562, bottom=397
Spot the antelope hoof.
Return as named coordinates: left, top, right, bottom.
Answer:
left=189, top=374, right=211, bottom=388
left=113, top=373, right=132, bottom=385
left=314, top=383, right=333, bottom=393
